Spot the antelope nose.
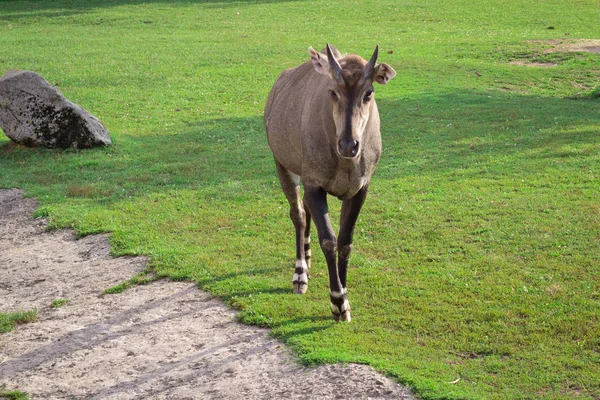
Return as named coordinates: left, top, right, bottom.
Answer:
left=338, top=139, right=360, bottom=158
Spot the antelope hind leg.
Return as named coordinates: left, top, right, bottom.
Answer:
left=274, top=161, right=309, bottom=294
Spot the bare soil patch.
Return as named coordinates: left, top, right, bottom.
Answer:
left=0, top=189, right=415, bottom=400
left=508, top=39, right=600, bottom=67
left=508, top=60, right=558, bottom=68
left=532, top=39, right=600, bottom=54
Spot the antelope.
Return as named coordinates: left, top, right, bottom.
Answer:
left=264, top=44, right=395, bottom=321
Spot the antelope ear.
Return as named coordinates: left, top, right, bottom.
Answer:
left=308, top=46, right=330, bottom=75
left=373, top=63, right=396, bottom=85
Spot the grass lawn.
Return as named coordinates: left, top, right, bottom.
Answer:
left=0, top=386, right=29, bottom=400
left=0, top=310, right=37, bottom=334
left=1, top=1, right=599, bottom=398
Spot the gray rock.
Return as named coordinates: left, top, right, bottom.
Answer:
left=0, top=70, right=111, bottom=149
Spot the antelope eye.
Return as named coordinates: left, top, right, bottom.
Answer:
left=364, top=90, right=374, bottom=102
left=329, top=90, right=338, bottom=100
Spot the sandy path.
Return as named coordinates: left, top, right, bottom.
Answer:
left=0, top=189, right=415, bottom=400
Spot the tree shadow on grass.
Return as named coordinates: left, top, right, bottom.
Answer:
left=0, top=0, right=306, bottom=22
left=0, top=114, right=272, bottom=206
left=2, top=90, right=597, bottom=209
left=375, top=91, right=599, bottom=181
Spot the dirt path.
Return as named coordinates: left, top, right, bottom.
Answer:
left=0, top=189, right=415, bottom=400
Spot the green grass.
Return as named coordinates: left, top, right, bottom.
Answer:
left=1, top=1, right=599, bottom=399
left=0, top=386, right=29, bottom=400
left=49, top=299, right=70, bottom=308
left=0, top=385, right=29, bottom=400
left=103, top=270, right=159, bottom=294
left=0, top=311, right=38, bottom=334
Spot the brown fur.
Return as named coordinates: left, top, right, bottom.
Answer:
left=339, top=55, right=367, bottom=86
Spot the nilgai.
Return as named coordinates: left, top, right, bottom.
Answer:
left=264, top=44, right=395, bottom=321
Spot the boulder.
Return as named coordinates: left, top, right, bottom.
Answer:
left=0, top=70, right=111, bottom=149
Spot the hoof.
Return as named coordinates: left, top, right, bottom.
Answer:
left=330, top=290, right=351, bottom=322
left=293, top=281, right=308, bottom=294
left=332, top=308, right=351, bottom=322
left=293, top=263, right=308, bottom=294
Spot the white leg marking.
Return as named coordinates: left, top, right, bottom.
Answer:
left=329, top=288, right=347, bottom=298
left=330, top=299, right=350, bottom=312
left=330, top=289, right=350, bottom=321
left=294, top=259, right=308, bottom=272
left=293, top=259, right=309, bottom=294
left=292, top=273, right=308, bottom=284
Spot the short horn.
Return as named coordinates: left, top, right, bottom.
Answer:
left=363, top=44, right=379, bottom=79
left=326, top=43, right=344, bottom=84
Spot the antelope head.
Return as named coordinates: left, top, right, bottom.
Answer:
left=308, top=43, right=396, bottom=159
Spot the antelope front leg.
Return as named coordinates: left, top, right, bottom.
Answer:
left=304, top=186, right=350, bottom=321
left=334, top=185, right=369, bottom=322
